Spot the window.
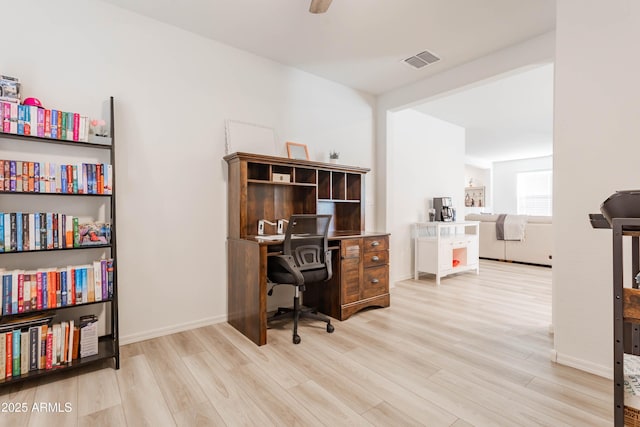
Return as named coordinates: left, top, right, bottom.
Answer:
left=517, top=170, right=552, bottom=216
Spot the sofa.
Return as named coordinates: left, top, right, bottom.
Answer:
left=465, top=213, right=552, bottom=266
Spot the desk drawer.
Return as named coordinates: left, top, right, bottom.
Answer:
left=363, top=265, right=388, bottom=299
left=363, top=236, right=388, bottom=253
left=364, top=250, right=388, bottom=268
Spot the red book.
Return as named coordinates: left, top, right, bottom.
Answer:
left=36, top=272, right=43, bottom=310
left=5, top=333, right=12, bottom=378
left=17, top=273, right=24, bottom=313
left=69, top=269, right=75, bottom=305
left=44, top=109, right=51, bottom=137
left=45, top=331, right=53, bottom=370
left=73, top=113, right=80, bottom=141
left=96, top=164, right=103, bottom=195
left=66, top=165, right=72, bottom=194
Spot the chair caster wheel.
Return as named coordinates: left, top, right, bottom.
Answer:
left=293, top=334, right=301, bottom=344
left=327, top=324, right=334, bottom=333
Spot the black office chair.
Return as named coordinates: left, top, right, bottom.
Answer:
left=267, top=214, right=334, bottom=344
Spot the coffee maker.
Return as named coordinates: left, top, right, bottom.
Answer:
left=433, top=197, right=454, bottom=222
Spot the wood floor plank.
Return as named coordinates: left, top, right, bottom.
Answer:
left=116, top=354, right=175, bottom=427
left=172, top=401, right=226, bottom=427
left=139, top=336, right=208, bottom=414
left=28, top=374, right=78, bottom=427
left=77, top=367, right=121, bottom=417
left=3, top=260, right=616, bottom=426
left=78, top=405, right=127, bottom=427
left=182, top=351, right=274, bottom=426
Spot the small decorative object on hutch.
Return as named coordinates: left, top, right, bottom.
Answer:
left=329, top=150, right=339, bottom=163
left=0, top=96, right=119, bottom=386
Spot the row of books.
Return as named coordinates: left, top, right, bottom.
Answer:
left=0, top=101, right=91, bottom=142
left=0, top=315, right=99, bottom=380
left=1, top=259, right=114, bottom=316
left=0, top=159, right=112, bottom=195
left=0, top=212, right=111, bottom=252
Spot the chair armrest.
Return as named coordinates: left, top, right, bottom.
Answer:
left=270, top=254, right=305, bottom=285
left=325, top=250, right=333, bottom=281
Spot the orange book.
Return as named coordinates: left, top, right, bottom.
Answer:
left=72, top=327, right=79, bottom=360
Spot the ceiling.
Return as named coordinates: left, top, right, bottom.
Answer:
left=413, top=64, right=554, bottom=167
left=98, top=0, right=556, bottom=95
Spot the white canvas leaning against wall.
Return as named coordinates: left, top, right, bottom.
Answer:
left=224, top=120, right=279, bottom=156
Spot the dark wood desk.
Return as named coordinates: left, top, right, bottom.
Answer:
left=227, top=231, right=389, bottom=346
left=224, top=153, right=389, bottom=345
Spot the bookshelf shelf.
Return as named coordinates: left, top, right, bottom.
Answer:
left=0, top=244, right=112, bottom=255
left=0, top=191, right=112, bottom=197
left=0, top=131, right=112, bottom=150
left=0, top=335, right=115, bottom=385
left=0, top=97, right=119, bottom=386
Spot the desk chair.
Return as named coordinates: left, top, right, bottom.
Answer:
left=267, top=214, right=334, bottom=344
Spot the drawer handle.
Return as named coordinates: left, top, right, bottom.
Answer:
left=371, top=278, right=379, bottom=284
left=372, top=256, right=380, bottom=262
left=371, top=241, right=380, bottom=247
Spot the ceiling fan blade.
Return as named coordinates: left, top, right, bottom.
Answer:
left=309, top=0, right=333, bottom=14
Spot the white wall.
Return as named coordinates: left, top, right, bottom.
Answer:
left=388, top=110, right=465, bottom=282
left=3, top=0, right=375, bottom=343
left=492, top=155, right=552, bottom=214
left=464, top=164, right=491, bottom=215
left=553, top=0, right=640, bottom=377
left=376, top=32, right=555, bottom=233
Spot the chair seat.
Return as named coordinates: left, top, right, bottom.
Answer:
left=268, top=264, right=329, bottom=285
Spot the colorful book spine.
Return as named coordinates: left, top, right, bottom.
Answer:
left=50, top=110, right=58, bottom=139
left=37, top=107, right=44, bottom=137
left=2, top=274, right=10, bottom=315
left=73, top=113, right=80, bottom=141
left=0, top=213, right=3, bottom=252
left=44, top=109, right=51, bottom=138
left=5, top=332, right=12, bottom=378
left=12, top=329, right=20, bottom=377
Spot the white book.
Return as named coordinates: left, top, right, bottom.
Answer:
left=67, top=320, right=74, bottom=362
left=107, top=164, right=112, bottom=194
left=93, top=261, right=102, bottom=302
left=22, top=271, right=30, bottom=312
left=54, top=163, right=61, bottom=193
left=9, top=103, right=17, bottom=133
left=28, top=213, right=35, bottom=250
left=28, top=106, right=38, bottom=137
left=51, top=324, right=58, bottom=366
left=60, top=321, right=68, bottom=363
left=77, top=162, right=84, bottom=194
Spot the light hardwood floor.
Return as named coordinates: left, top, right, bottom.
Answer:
left=0, top=260, right=612, bottom=426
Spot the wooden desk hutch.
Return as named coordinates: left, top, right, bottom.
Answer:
left=224, top=152, right=390, bottom=345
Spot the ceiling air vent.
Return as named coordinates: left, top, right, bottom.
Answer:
left=403, top=50, right=440, bottom=69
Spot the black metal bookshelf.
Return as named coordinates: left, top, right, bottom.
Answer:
left=0, top=97, right=119, bottom=385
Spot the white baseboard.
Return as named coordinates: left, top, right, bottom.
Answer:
left=553, top=350, right=611, bottom=379
left=119, top=315, right=227, bottom=345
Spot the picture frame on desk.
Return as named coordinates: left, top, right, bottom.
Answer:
left=286, top=142, right=309, bottom=160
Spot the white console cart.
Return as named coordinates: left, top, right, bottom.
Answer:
left=413, top=221, right=480, bottom=285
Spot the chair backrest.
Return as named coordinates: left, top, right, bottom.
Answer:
left=283, top=215, right=332, bottom=273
